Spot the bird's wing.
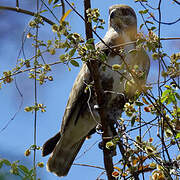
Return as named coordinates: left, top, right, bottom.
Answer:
left=60, top=39, right=113, bottom=132
left=42, top=40, right=109, bottom=157
left=42, top=63, right=91, bottom=156
left=60, top=63, right=91, bottom=132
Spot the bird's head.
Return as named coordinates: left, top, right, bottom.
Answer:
left=109, top=5, right=137, bottom=35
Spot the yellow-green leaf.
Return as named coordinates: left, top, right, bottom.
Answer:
left=128, top=49, right=137, bottom=56
left=19, top=165, right=29, bottom=174
left=69, top=48, right=76, bottom=57
left=176, top=132, right=180, bottom=139
left=48, top=0, right=53, bottom=5
left=139, top=23, right=144, bottom=30
left=53, top=0, right=59, bottom=4
left=70, top=60, right=79, bottom=67
left=139, top=9, right=148, bottom=14
left=112, top=64, right=122, bottom=71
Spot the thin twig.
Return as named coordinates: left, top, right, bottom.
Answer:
left=172, top=0, right=180, bottom=5
left=16, top=0, right=19, bottom=9
left=139, top=2, right=180, bottom=25
left=33, top=1, right=40, bottom=179
left=40, top=0, right=59, bottom=23
left=160, top=37, right=180, bottom=40
left=73, top=163, right=104, bottom=170
left=61, top=0, right=65, bottom=16
left=0, top=6, right=55, bottom=25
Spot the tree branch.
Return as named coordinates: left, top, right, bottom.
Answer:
left=83, top=0, right=115, bottom=180
left=172, top=0, right=180, bottom=5
left=73, top=163, right=105, bottom=170
left=0, top=6, right=55, bottom=25
left=61, top=0, right=65, bottom=16
left=160, top=37, right=180, bottom=40
left=16, top=0, right=19, bottom=9
left=139, top=2, right=180, bottom=25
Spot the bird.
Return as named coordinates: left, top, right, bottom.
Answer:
left=42, top=4, right=150, bottom=177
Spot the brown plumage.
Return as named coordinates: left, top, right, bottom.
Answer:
left=42, top=4, right=150, bottom=177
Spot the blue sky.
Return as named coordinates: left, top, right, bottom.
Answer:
left=0, top=0, right=179, bottom=179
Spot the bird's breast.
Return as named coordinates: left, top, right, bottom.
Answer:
left=100, top=55, right=125, bottom=94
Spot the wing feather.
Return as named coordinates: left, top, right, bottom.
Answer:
left=60, top=63, right=91, bottom=132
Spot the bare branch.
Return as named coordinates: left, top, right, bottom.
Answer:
left=160, top=37, right=180, bottom=40
left=0, top=6, right=55, bottom=25
left=40, top=0, right=59, bottom=23
left=172, top=0, right=180, bottom=5
left=83, top=0, right=115, bottom=179
left=61, top=0, right=65, bottom=16
left=16, top=0, right=19, bottom=9
left=73, top=163, right=105, bottom=170
left=139, top=2, right=180, bottom=25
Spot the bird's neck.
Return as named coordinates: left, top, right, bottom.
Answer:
left=106, top=26, right=137, bottom=49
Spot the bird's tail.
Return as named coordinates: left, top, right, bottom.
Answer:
left=42, top=132, right=61, bottom=157
left=46, top=137, right=85, bottom=177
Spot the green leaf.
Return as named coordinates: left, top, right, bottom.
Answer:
left=166, top=97, right=172, bottom=105
left=86, top=38, right=94, bottom=44
left=49, top=48, right=56, bottom=55
left=135, top=101, right=144, bottom=106
left=131, top=115, right=136, bottom=127
left=145, top=20, right=154, bottom=24
left=39, top=10, right=48, bottom=13
left=70, top=60, right=79, bottom=67
left=128, top=49, right=137, bottom=55
left=139, top=23, right=144, bottom=30
left=69, top=48, right=76, bottom=57
left=164, top=85, right=171, bottom=89
left=97, top=25, right=104, bottom=29
left=175, top=92, right=180, bottom=100
left=0, top=161, right=3, bottom=168
left=139, top=9, right=148, bottom=14
left=176, top=132, right=180, bottom=139
left=112, top=64, right=121, bottom=71
left=30, top=144, right=37, bottom=150
left=106, top=141, right=116, bottom=150
left=53, top=4, right=62, bottom=8
left=29, top=168, right=34, bottom=176
left=169, top=94, right=176, bottom=105
left=99, top=53, right=107, bottom=61
left=48, top=0, right=53, bottom=5
left=19, top=165, right=29, bottom=174
left=161, top=96, right=168, bottom=103
left=53, top=0, right=59, bottom=4
left=0, top=159, right=11, bottom=166
left=86, top=44, right=94, bottom=50
left=59, top=54, right=66, bottom=61
left=177, top=107, right=180, bottom=114
left=137, top=38, right=146, bottom=44
left=162, top=89, right=170, bottom=98
left=150, top=26, right=156, bottom=31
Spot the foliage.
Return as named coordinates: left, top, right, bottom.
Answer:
left=0, top=158, right=43, bottom=180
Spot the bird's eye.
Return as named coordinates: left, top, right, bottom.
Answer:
left=110, top=11, right=115, bottom=19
